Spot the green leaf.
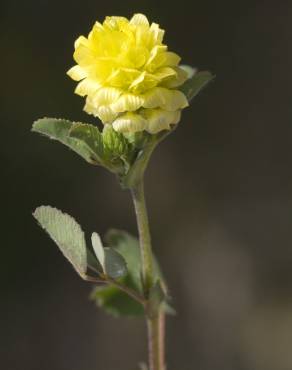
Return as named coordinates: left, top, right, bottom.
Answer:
left=33, top=206, right=87, bottom=278
left=86, top=247, right=101, bottom=273
left=90, top=229, right=163, bottom=317
left=103, top=247, right=127, bottom=279
left=90, top=276, right=144, bottom=317
left=180, top=70, right=214, bottom=102
left=90, top=232, right=127, bottom=278
left=69, top=122, right=125, bottom=174
left=91, top=232, right=105, bottom=268
left=68, top=122, right=105, bottom=162
left=91, top=230, right=144, bottom=316
left=105, top=229, right=144, bottom=291
left=32, top=118, right=100, bottom=165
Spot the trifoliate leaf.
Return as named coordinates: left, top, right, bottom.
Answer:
left=32, top=118, right=99, bottom=165
left=91, top=230, right=143, bottom=316
left=91, top=229, right=163, bottom=317
left=70, top=123, right=136, bottom=174
left=33, top=206, right=87, bottom=278
left=105, top=229, right=144, bottom=291
left=180, top=70, right=214, bottom=102
left=68, top=122, right=105, bottom=163
left=103, top=248, right=127, bottom=279
left=90, top=276, right=144, bottom=317
left=91, top=232, right=105, bottom=268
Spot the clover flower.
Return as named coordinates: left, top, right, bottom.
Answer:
left=67, top=13, right=189, bottom=134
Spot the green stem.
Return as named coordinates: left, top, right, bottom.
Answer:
left=85, top=275, right=146, bottom=306
left=147, top=312, right=166, bottom=370
left=106, top=276, right=146, bottom=306
left=131, top=180, right=166, bottom=370
left=131, top=181, right=153, bottom=293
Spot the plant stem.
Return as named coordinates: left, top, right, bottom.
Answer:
left=131, top=181, right=153, bottom=294
left=106, top=276, right=146, bottom=306
left=131, top=180, right=166, bottom=370
left=147, top=312, right=166, bottom=370
left=85, top=275, right=145, bottom=306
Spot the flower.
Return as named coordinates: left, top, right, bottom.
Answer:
left=67, top=13, right=189, bottom=134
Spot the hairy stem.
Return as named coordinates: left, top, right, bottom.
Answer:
left=131, top=180, right=166, bottom=370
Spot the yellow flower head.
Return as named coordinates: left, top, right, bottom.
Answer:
left=67, top=13, right=189, bottom=134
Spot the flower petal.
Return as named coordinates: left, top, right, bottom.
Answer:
left=149, top=23, right=165, bottom=44
left=143, top=87, right=188, bottom=111
left=161, top=66, right=189, bottom=88
left=162, top=52, right=181, bottom=67
left=107, top=68, right=140, bottom=88
left=142, top=109, right=181, bottom=134
left=84, top=97, right=118, bottom=123
left=75, top=78, right=101, bottom=96
left=92, top=87, right=122, bottom=106
left=73, top=44, right=95, bottom=66
left=129, top=72, right=159, bottom=93
left=112, top=112, right=147, bottom=133
left=153, top=67, right=177, bottom=81
left=130, top=14, right=149, bottom=26
left=97, top=106, right=118, bottom=123
left=74, top=36, right=90, bottom=49
left=110, top=94, right=144, bottom=113
left=67, top=65, right=88, bottom=81
left=103, top=16, right=129, bottom=30
left=145, top=45, right=167, bottom=71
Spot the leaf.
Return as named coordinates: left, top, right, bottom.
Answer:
left=91, top=230, right=144, bottom=316
left=68, top=122, right=105, bottom=163
left=91, top=232, right=105, bottom=268
left=180, top=70, right=214, bottom=102
left=105, top=229, right=144, bottom=291
left=90, top=277, right=144, bottom=317
left=90, top=229, right=163, bottom=317
left=86, top=247, right=101, bottom=273
left=103, top=248, right=127, bottom=279
left=33, top=206, right=87, bottom=278
left=91, top=232, right=127, bottom=278
left=32, top=118, right=99, bottom=165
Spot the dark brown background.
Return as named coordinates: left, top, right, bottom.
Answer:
left=1, top=0, right=292, bottom=369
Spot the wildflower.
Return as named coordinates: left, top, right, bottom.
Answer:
left=67, top=13, right=189, bottom=134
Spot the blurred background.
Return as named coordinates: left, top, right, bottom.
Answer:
left=1, top=0, right=292, bottom=369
